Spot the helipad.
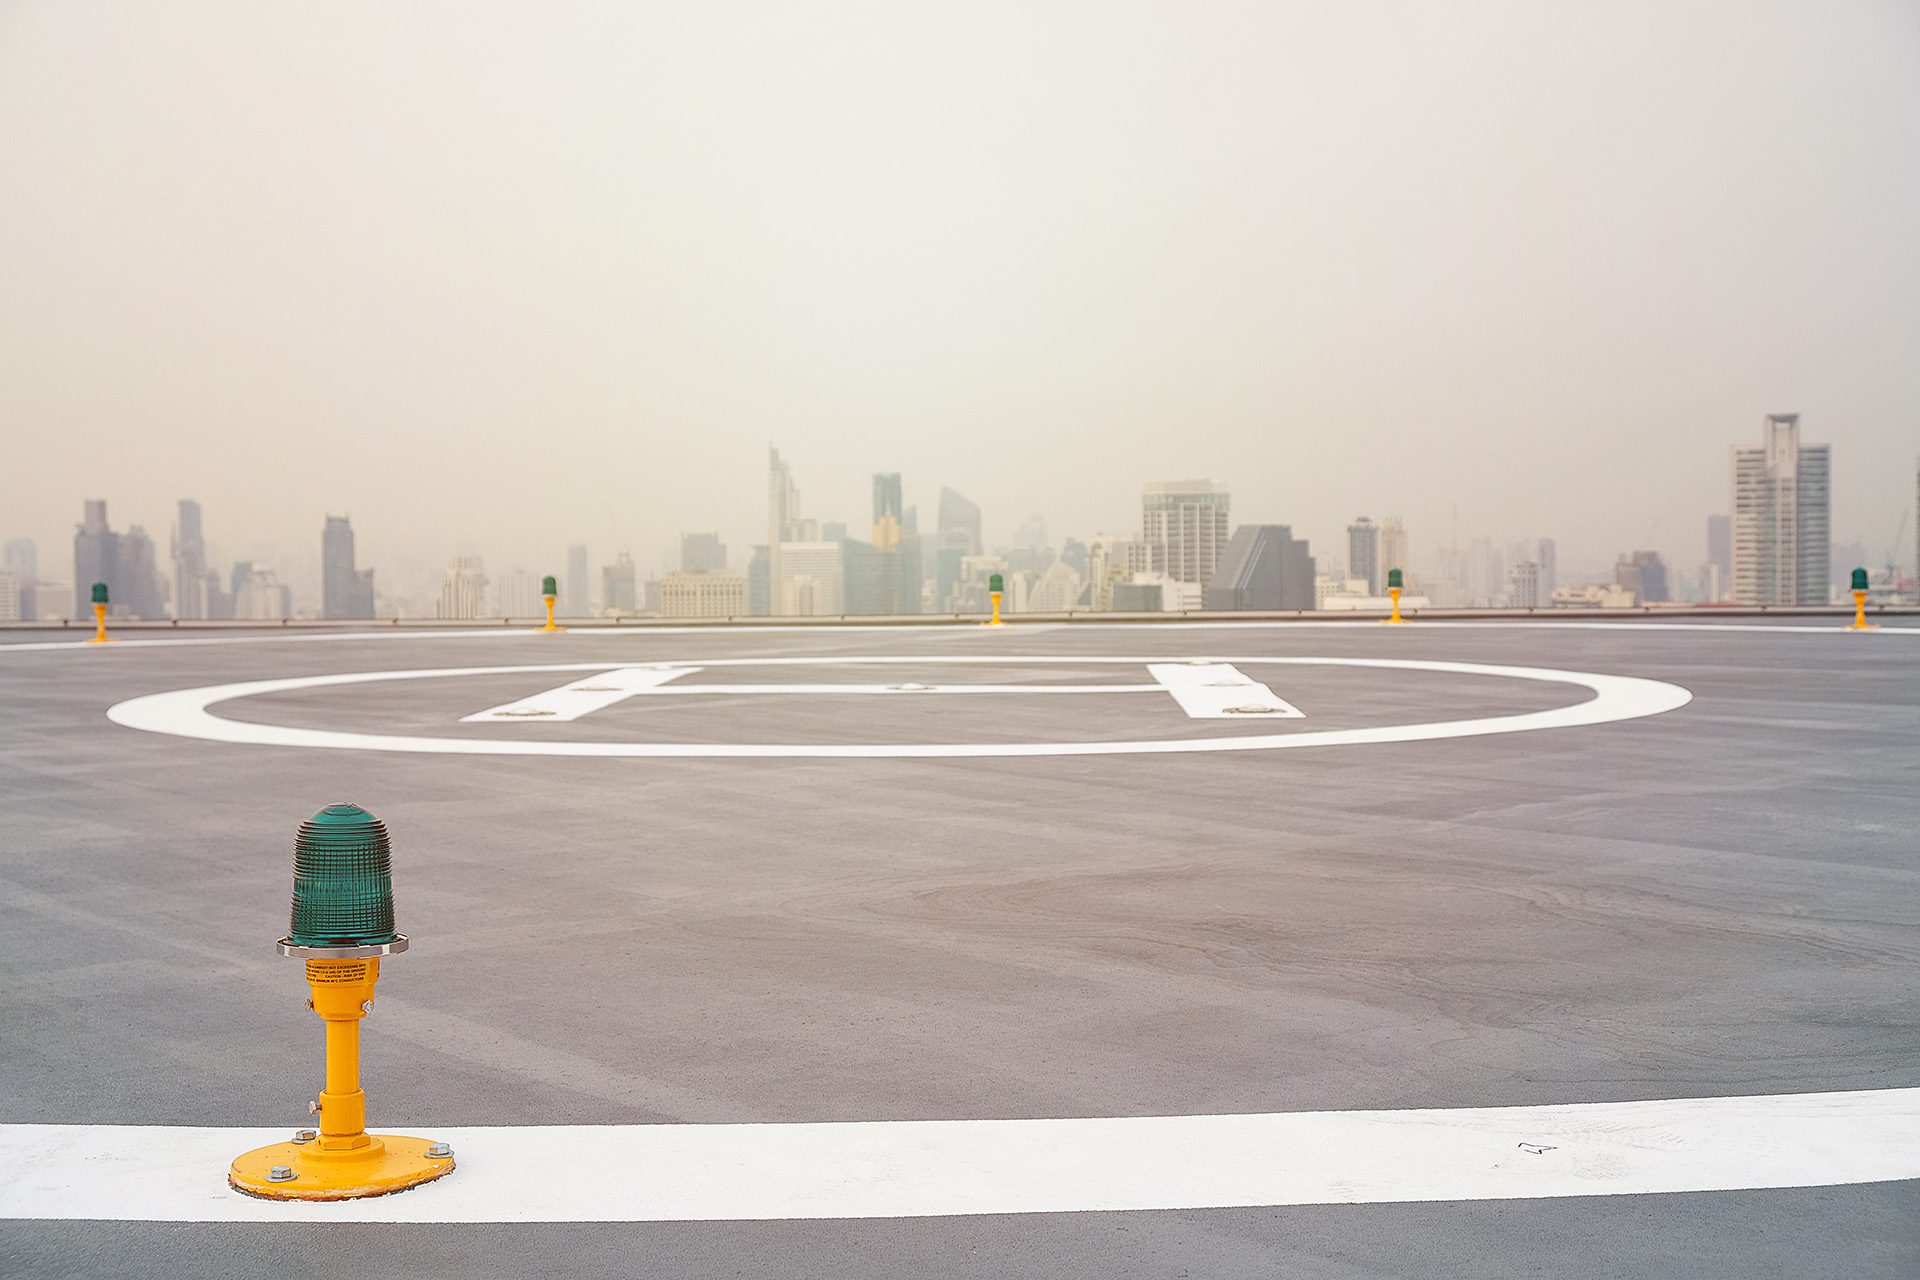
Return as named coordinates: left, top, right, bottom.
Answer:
left=2, top=619, right=1916, bottom=1277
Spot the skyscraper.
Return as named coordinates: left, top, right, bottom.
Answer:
left=321, top=515, right=375, bottom=619
left=1378, top=518, right=1408, bottom=587
left=602, top=551, right=636, bottom=614
left=1536, top=537, right=1558, bottom=598
left=1347, top=517, right=1381, bottom=595
left=937, top=487, right=982, bottom=556
left=872, top=473, right=903, bottom=549
left=1203, top=525, right=1316, bottom=610
left=1732, top=414, right=1829, bottom=606
left=73, top=500, right=164, bottom=618
left=173, top=500, right=208, bottom=620
left=73, top=500, right=117, bottom=617
left=768, top=447, right=799, bottom=615
left=436, top=556, right=489, bottom=619
left=680, top=533, right=726, bottom=573
left=566, top=544, right=589, bottom=616
left=1142, top=481, right=1230, bottom=585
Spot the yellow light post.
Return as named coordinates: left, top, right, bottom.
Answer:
left=540, top=574, right=564, bottom=631
left=1384, top=568, right=1408, bottom=624
left=86, top=582, right=115, bottom=643
left=985, top=572, right=1006, bottom=626
left=230, top=804, right=454, bottom=1201
left=1847, top=567, right=1878, bottom=631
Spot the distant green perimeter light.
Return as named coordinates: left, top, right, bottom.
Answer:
left=1851, top=567, right=1869, bottom=592
left=989, top=573, right=1004, bottom=593
left=91, top=582, right=108, bottom=604
left=1387, top=568, right=1403, bottom=590
left=543, top=575, right=557, bottom=596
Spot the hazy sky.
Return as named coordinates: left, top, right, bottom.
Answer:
left=3, top=1, right=1917, bottom=596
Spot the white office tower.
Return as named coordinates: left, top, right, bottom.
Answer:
left=565, top=545, right=589, bottom=616
left=437, top=556, right=489, bottom=619
left=661, top=572, right=748, bottom=618
left=1379, top=518, right=1408, bottom=585
left=1508, top=561, right=1541, bottom=608
left=495, top=567, right=540, bottom=618
left=776, top=541, right=843, bottom=615
left=1142, top=481, right=1230, bottom=585
left=1732, top=415, right=1829, bottom=606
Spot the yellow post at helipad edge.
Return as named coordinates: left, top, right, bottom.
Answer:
left=1848, top=589, right=1878, bottom=631
left=229, top=958, right=453, bottom=1199
left=1384, top=587, right=1406, bottom=624
left=87, top=603, right=114, bottom=643
left=986, top=591, right=1004, bottom=626
left=542, top=594, right=564, bottom=631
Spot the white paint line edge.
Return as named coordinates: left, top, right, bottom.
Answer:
left=104, top=657, right=1691, bottom=758
left=1149, top=662, right=1304, bottom=718
left=3, top=1088, right=1916, bottom=1222
left=4, top=620, right=1919, bottom=654
left=460, top=666, right=697, bottom=722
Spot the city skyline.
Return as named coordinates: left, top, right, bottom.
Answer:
left=11, top=414, right=1905, bottom=619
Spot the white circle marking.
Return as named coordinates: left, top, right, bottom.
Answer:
left=106, top=656, right=1692, bottom=757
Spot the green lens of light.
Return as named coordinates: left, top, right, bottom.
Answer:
left=989, top=573, right=1004, bottom=593
left=286, top=803, right=398, bottom=947
left=542, top=575, right=557, bottom=596
left=1387, top=568, right=1403, bottom=590
left=91, top=582, right=109, bottom=604
left=1851, top=567, right=1869, bottom=592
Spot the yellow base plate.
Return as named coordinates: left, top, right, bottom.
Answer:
left=230, top=1134, right=454, bottom=1201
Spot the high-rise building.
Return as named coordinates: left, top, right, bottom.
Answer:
left=321, top=515, right=376, bottom=619
left=233, top=565, right=287, bottom=619
left=172, top=501, right=208, bottom=620
left=1508, top=561, right=1541, bottom=608
left=73, top=500, right=117, bottom=617
left=602, top=551, right=637, bottom=613
left=2, top=538, right=36, bottom=621
left=1203, top=525, right=1317, bottom=610
left=872, top=473, right=903, bottom=550
left=1732, top=414, right=1829, bottom=606
left=1347, top=517, right=1381, bottom=595
left=747, top=545, right=770, bottom=615
left=843, top=472, right=921, bottom=614
left=1536, top=537, right=1558, bottom=598
left=1378, top=519, right=1408, bottom=588
left=495, top=567, right=541, bottom=618
left=768, top=447, right=800, bottom=615
left=777, top=541, right=844, bottom=615
left=436, top=556, right=489, bottom=619
left=3, top=538, right=35, bottom=580
left=680, top=533, right=726, bottom=573
left=1704, top=517, right=1730, bottom=602
left=937, top=487, right=983, bottom=556
left=565, top=544, right=589, bottom=616
left=1142, top=481, right=1230, bottom=585
left=1615, top=551, right=1669, bottom=605
left=661, top=572, right=747, bottom=617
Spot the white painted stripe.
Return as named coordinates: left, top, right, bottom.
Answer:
left=594, top=683, right=1167, bottom=695
left=2, top=1089, right=1915, bottom=1223
left=105, top=657, right=1690, bottom=758
left=460, top=666, right=695, bottom=722
left=1148, top=662, right=1303, bottom=719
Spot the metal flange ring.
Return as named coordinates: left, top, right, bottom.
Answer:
left=275, top=934, right=409, bottom=958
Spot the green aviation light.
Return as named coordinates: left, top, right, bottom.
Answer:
left=1851, top=567, right=1869, bottom=593
left=286, top=804, right=399, bottom=948
left=989, top=573, right=1004, bottom=594
left=1387, top=568, right=1403, bottom=591
left=91, top=582, right=109, bottom=605
left=542, top=575, right=557, bottom=597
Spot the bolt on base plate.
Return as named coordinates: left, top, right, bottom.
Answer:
left=229, top=1134, right=453, bottom=1200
